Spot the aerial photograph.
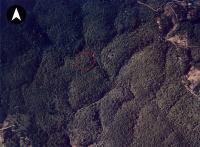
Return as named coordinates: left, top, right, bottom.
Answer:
left=0, top=0, right=200, bottom=146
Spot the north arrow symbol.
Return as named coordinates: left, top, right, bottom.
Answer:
left=7, top=5, right=26, bottom=24
left=12, top=8, right=21, bottom=21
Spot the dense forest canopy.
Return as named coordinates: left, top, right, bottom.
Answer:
left=1, top=0, right=200, bottom=147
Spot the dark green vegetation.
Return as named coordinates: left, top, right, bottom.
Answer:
left=1, top=0, right=200, bottom=147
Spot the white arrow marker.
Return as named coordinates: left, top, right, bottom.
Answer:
left=12, top=8, right=21, bottom=21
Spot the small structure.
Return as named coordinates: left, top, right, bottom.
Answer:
left=0, top=114, right=33, bottom=147
left=183, top=66, right=200, bottom=98
left=166, top=33, right=189, bottom=48
left=137, top=0, right=200, bottom=39
left=0, top=115, right=15, bottom=146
